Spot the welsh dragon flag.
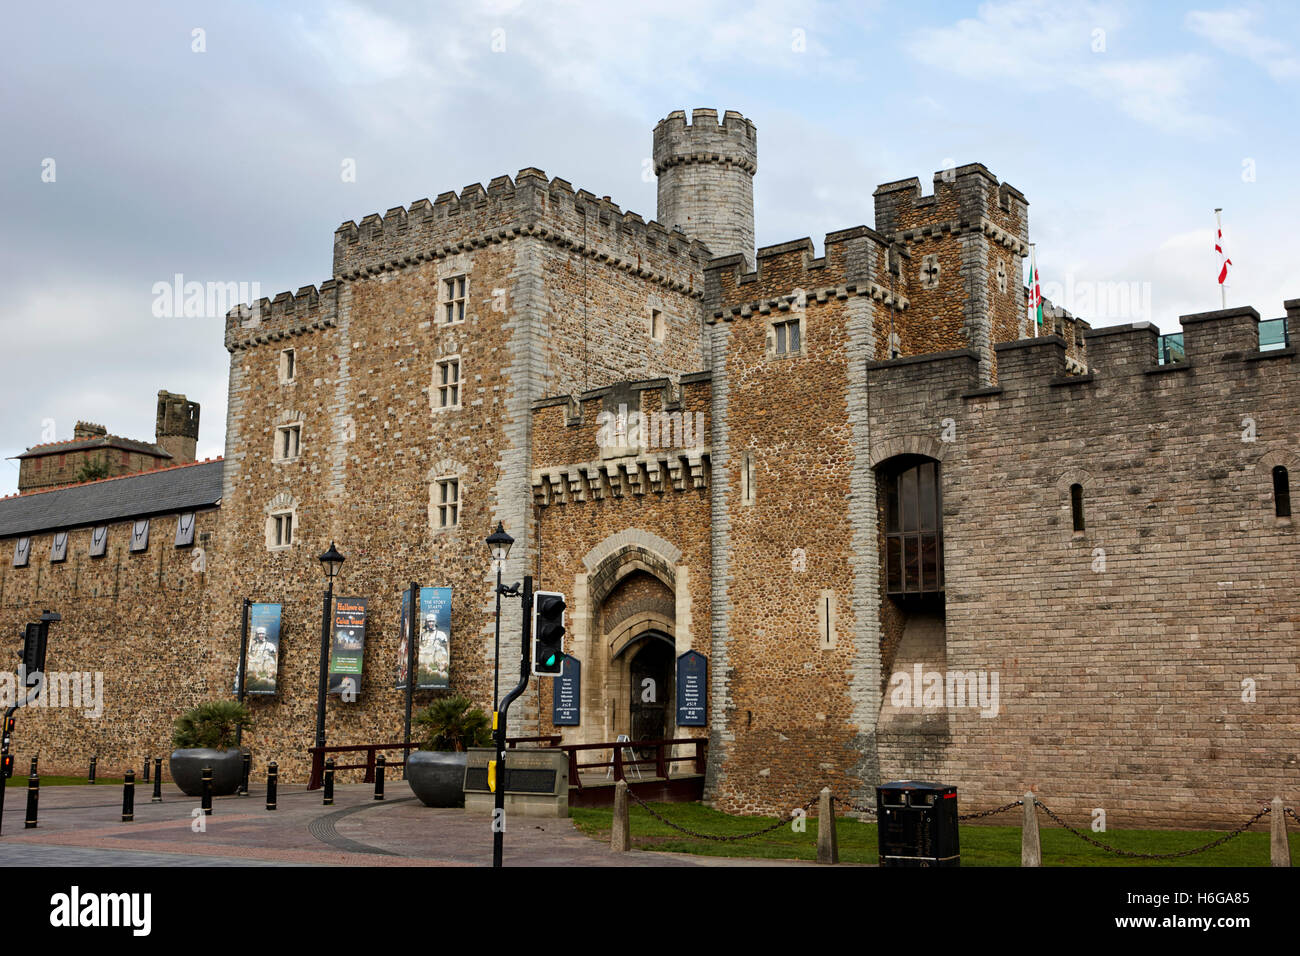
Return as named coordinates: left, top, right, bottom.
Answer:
left=1028, top=246, right=1043, bottom=336
left=1215, top=209, right=1232, bottom=288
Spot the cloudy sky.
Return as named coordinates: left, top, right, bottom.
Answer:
left=3, top=0, right=1297, bottom=496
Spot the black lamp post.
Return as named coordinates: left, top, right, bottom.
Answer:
left=486, top=522, right=515, bottom=709
left=314, top=542, right=345, bottom=754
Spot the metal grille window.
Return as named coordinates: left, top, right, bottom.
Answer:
left=437, top=477, right=459, bottom=528
left=50, top=532, right=69, bottom=563
left=443, top=275, right=467, bottom=324
left=437, top=357, right=461, bottom=408
left=884, top=458, right=943, bottom=595
left=13, top=537, right=31, bottom=568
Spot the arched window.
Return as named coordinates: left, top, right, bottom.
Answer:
left=1071, top=483, right=1085, bottom=532
left=1274, top=466, right=1291, bottom=518
left=884, top=457, right=943, bottom=595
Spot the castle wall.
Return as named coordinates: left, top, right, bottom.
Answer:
left=699, top=230, right=900, bottom=813
left=530, top=378, right=713, bottom=748
left=212, top=170, right=709, bottom=781
left=0, top=511, right=219, bottom=775
left=865, top=307, right=1300, bottom=828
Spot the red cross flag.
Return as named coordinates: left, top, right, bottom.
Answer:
left=1215, top=208, right=1231, bottom=306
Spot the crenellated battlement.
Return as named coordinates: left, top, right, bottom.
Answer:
left=873, top=163, right=1028, bottom=251
left=224, top=281, right=339, bottom=352
left=702, top=227, right=907, bottom=319
left=331, top=168, right=713, bottom=290
left=530, top=372, right=712, bottom=504
left=652, top=108, right=758, bottom=175
left=865, top=299, right=1298, bottom=409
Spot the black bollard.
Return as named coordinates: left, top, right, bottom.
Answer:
left=142, top=758, right=150, bottom=783
left=88, top=755, right=97, bottom=785
left=201, top=766, right=212, bottom=816
left=323, top=757, right=335, bottom=806
left=239, top=752, right=251, bottom=796
left=25, top=770, right=39, bottom=829
left=122, top=770, right=135, bottom=822
left=151, top=758, right=163, bottom=803
left=266, top=762, right=278, bottom=811
left=374, top=754, right=385, bottom=801
left=29, top=756, right=38, bottom=777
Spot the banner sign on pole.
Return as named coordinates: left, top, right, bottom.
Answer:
left=328, top=597, right=367, bottom=698
left=675, top=650, right=707, bottom=727
left=552, top=655, right=580, bottom=727
left=243, top=603, right=283, bottom=696
left=397, top=587, right=451, bottom=691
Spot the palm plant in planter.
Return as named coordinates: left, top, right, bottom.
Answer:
left=169, top=700, right=251, bottom=797
left=406, top=695, right=491, bottom=807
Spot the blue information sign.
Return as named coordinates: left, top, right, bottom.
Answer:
left=552, top=655, right=580, bottom=726
left=675, top=650, right=707, bottom=727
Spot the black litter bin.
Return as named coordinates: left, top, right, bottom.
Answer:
left=877, top=780, right=959, bottom=867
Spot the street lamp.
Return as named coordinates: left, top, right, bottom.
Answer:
left=314, top=542, right=345, bottom=755
left=485, top=522, right=515, bottom=709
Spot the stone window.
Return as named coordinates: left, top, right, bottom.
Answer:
left=817, top=590, right=837, bottom=649
left=442, top=275, right=468, bottom=325
left=279, top=348, right=296, bottom=384
left=919, top=254, right=941, bottom=290
left=1070, top=483, right=1085, bottom=533
left=883, top=457, right=943, bottom=595
left=740, top=452, right=756, bottom=505
left=274, top=423, right=302, bottom=462
left=771, top=316, right=802, bottom=357
left=1274, top=466, right=1291, bottom=519
left=267, top=511, right=293, bottom=550
left=436, top=356, right=461, bottom=409
left=435, top=477, right=460, bottom=528
left=650, top=308, right=665, bottom=342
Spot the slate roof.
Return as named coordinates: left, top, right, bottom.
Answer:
left=12, top=435, right=170, bottom=460
left=0, top=459, right=224, bottom=538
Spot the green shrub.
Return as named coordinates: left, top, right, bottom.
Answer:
left=172, top=700, right=251, bottom=750
left=414, top=695, right=491, bottom=752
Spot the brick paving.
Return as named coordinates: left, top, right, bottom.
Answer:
left=0, top=783, right=812, bottom=867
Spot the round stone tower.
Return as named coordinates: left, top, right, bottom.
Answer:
left=653, top=108, right=757, bottom=270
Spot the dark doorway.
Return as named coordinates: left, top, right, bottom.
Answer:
left=629, top=638, right=674, bottom=757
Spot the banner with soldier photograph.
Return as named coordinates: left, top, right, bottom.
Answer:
left=396, top=587, right=451, bottom=691
left=242, top=603, right=282, bottom=696
left=328, top=597, right=367, bottom=698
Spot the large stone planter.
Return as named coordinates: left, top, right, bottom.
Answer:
left=406, top=750, right=467, bottom=807
left=169, top=748, right=245, bottom=797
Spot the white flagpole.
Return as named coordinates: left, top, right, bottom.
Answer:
left=1215, top=208, right=1227, bottom=310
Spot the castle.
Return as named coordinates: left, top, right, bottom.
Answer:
left=2, top=109, right=1296, bottom=829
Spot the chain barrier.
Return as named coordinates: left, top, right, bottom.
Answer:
left=621, top=789, right=1286, bottom=852
left=623, top=787, right=818, bottom=842
left=958, top=800, right=1023, bottom=821
left=1032, top=799, right=1272, bottom=860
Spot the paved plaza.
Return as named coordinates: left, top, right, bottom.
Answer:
left=0, top=783, right=806, bottom=867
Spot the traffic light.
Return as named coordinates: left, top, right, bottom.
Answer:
left=21, top=622, right=47, bottom=685
left=531, top=591, right=566, bottom=676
